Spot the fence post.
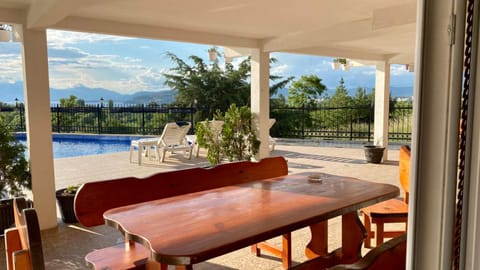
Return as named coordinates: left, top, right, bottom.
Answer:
left=20, top=104, right=24, bottom=131
left=350, top=109, right=353, bottom=141
left=367, top=103, right=373, bottom=143
left=56, top=104, right=60, bottom=133
left=97, top=104, right=102, bottom=134
left=190, top=107, right=195, bottom=134
left=141, top=104, right=145, bottom=135
left=302, top=104, right=305, bottom=139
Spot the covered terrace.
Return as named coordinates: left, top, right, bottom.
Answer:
left=1, top=0, right=479, bottom=269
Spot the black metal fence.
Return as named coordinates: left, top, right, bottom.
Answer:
left=270, top=105, right=413, bottom=142
left=0, top=103, right=413, bottom=143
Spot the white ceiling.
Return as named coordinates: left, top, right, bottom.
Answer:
left=0, top=0, right=417, bottom=64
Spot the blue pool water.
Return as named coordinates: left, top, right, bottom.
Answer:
left=16, top=134, right=147, bottom=159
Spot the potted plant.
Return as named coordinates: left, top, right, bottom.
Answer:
left=56, top=184, right=80, bottom=223
left=0, top=116, right=32, bottom=233
left=363, top=143, right=385, bottom=164
left=196, top=111, right=224, bottom=165
left=221, top=104, right=260, bottom=162
left=208, top=47, right=218, bottom=61
left=332, top=57, right=347, bottom=70
left=196, top=104, right=260, bottom=166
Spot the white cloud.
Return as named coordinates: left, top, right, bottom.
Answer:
left=271, top=64, right=289, bottom=75
left=47, top=46, right=166, bottom=93
left=361, top=70, right=376, bottom=76
left=47, top=30, right=132, bottom=49
left=0, top=54, right=23, bottom=83
left=391, top=64, right=410, bottom=76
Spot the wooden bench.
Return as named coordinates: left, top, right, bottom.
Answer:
left=290, top=234, right=407, bottom=270
left=4, top=197, right=45, bottom=270
left=75, top=156, right=289, bottom=269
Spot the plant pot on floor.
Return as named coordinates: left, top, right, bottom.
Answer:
left=0, top=198, right=34, bottom=235
left=56, top=188, right=78, bottom=223
left=0, top=198, right=14, bottom=234
left=363, top=145, right=385, bottom=164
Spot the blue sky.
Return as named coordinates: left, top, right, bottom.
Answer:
left=0, top=30, right=414, bottom=95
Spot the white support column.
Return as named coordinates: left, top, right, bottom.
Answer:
left=374, top=61, right=390, bottom=161
left=21, top=27, right=57, bottom=230
left=250, top=48, right=270, bottom=159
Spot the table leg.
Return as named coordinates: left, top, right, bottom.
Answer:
left=304, top=212, right=366, bottom=268
left=341, top=212, right=367, bottom=263
left=305, top=221, right=328, bottom=259
left=146, top=261, right=167, bottom=270
left=282, top=233, right=292, bottom=269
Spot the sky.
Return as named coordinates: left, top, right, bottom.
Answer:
left=0, top=30, right=415, bottom=95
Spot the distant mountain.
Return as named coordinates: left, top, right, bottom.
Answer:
left=0, top=82, right=176, bottom=104
left=0, top=82, right=412, bottom=105
left=123, top=90, right=176, bottom=105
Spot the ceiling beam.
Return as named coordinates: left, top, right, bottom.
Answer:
left=262, top=2, right=416, bottom=53
left=263, top=19, right=373, bottom=52
left=287, top=46, right=391, bottom=62
left=0, top=7, right=25, bottom=24
left=53, top=16, right=261, bottom=48
left=372, top=1, right=416, bottom=30
left=263, top=18, right=415, bottom=53
left=26, top=0, right=111, bottom=29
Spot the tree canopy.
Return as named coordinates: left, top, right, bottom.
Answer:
left=163, top=52, right=293, bottom=116
left=287, top=75, right=326, bottom=107
left=325, top=78, right=352, bottom=107
left=59, top=95, right=85, bottom=107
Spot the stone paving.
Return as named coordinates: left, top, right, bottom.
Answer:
left=1, top=140, right=405, bottom=270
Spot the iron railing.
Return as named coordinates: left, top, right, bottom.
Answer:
left=0, top=103, right=413, bottom=143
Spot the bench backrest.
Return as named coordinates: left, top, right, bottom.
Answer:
left=75, top=156, right=288, bottom=227
left=4, top=197, right=45, bottom=270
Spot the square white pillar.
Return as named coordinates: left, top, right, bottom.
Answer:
left=250, top=49, right=270, bottom=159
left=374, top=61, right=391, bottom=161
left=21, top=27, right=57, bottom=230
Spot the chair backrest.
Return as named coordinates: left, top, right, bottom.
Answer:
left=209, top=120, right=224, bottom=134
left=269, top=118, right=276, bottom=129
left=159, top=122, right=191, bottom=146
left=399, top=145, right=411, bottom=202
left=5, top=197, right=45, bottom=270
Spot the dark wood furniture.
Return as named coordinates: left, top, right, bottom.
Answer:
left=291, top=234, right=407, bottom=270
left=74, top=156, right=289, bottom=269
left=104, top=172, right=399, bottom=270
left=361, top=145, right=410, bottom=248
left=4, top=197, right=45, bottom=270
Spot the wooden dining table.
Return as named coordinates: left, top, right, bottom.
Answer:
left=103, top=172, right=399, bottom=269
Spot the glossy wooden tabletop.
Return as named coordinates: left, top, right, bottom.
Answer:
left=104, top=172, right=399, bottom=265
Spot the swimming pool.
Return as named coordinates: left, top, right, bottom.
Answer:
left=16, top=134, right=149, bottom=159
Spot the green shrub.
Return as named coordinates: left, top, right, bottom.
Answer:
left=0, top=116, right=31, bottom=198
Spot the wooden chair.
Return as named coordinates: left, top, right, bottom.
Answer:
left=289, top=234, right=407, bottom=270
left=4, top=197, right=45, bottom=270
left=361, top=145, right=410, bottom=248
